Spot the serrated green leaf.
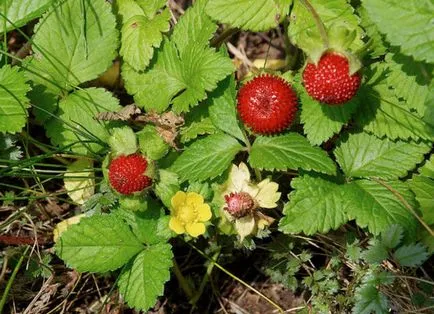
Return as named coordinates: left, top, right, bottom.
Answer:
left=358, top=6, right=388, bottom=58
left=55, top=214, right=144, bottom=272
left=381, top=225, right=403, bottom=249
left=46, top=88, right=121, bottom=154
left=120, top=10, right=170, bottom=71
left=118, top=243, right=173, bottom=312
left=23, top=0, right=118, bottom=94
left=353, top=282, right=389, bottom=314
left=334, top=132, right=431, bottom=179
left=0, top=0, right=54, bottom=33
left=393, top=243, right=429, bottom=267
left=208, top=74, right=245, bottom=142
left=300, top=90, right=359, bottom=145
left=137, top=125, right=169, bottom=160
left=249, top=133, right=336, bottom=175
left=279, top=174, right=349, bottom=235
left=180, top=101, right=217, bottom=143
left=345, top=179, right=418, bottom=238
left=172, top=0, right=217, bottom=54
left=205, top=0, right=290, bottom=32
left=362, top=0, right=434, bottom=63
left=136, top=0, right=166, bottom=18
left=154, top=169, right=180, bottom=208
left=419, top=155, right=434, bottom=178
left=361, top=240, right=388, bottom=264
left=0, top=65, right=30, bottom=133
left=170, top=133, right=242, bottom=182
left=409, top=176, right=434, bottom=225
left=109, top=126, right=138, bottom=156
left=355, top=65, right=434, bottom=141
left=115, top=0, right=144, bottom=22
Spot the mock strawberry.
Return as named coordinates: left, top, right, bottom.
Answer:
left=108, top=153, right=152, bottom=195
left=237, top=74, right=298, bottom=134
left=302, top=52, right=361, bottom=105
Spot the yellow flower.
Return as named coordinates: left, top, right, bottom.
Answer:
left=220, top=162, right=280, bottom=241
left=169, top=191, right=212, bottom=237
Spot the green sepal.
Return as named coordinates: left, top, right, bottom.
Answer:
left=119, top=194, right=150, bottom=211
left=108, top=126, right=138, bottom=156
left=137, top=125, right=169, bottom=160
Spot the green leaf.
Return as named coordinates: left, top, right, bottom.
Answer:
left=418, top=155, right=434, bottom=178
left=23, top=0, right=118, bottom=94
left=172, top=0, right=217, bottom=54
left=355, top=65, right=434, bottom=141
left=358, top=6, right=388, bottom=58
left=385, top=52, right=432, bottom=117
left=0, top=65, right=30, bottom=133
left=393, top=243, right=429, bottom=267
left=136, top=0, right=166, bottom=18
left=334, top=132, right=431, bottom=179
left=120, top=10, right=170, bottom=71
left=118, top=243, right=173, bottom=312
left=345, top=179, right=418, bottom=238
left=45, top=88, right=121, bottom=154
left=381, top=225, right=404, bottom=249
left=170, top=133, right=242, bottom=182
left=353, top=282, right=389, bottom=314
left=300, top=90, right=359, bottom=145
left=205, top=0, right=290, bottom=32
left=137, top=125, right=169, bottom=160
left=0, top=134, right=22, bottom=160
left=0, top=0, right=54, bottom=33
left=208, top=74, right=245, bottom=142
left=279, top=174, right=349, bottom=235
left=362, top=0, right=434, bottom=63
left=154, top=169, right=180, bottom=208
left=109, top=126, right=138, bottom=156
left=180, top=101, right=217, bottom=143
left=55, top=214, right=144, bottom=272
left=249, top=133, right=336, bottom=175
left=361, top=240, right=388, bottom=264
left=409, top=176, right=434, bottom=225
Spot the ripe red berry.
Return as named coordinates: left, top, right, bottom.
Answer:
left=302, top=52, right=361, bottom=105
left=108, top=153, right=152, bottom=195
left=237, top=74, right=298, bottom=134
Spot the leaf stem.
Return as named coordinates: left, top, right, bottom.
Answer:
left=172, top=258, right=194, bottom=299
left=298, top=0, right=329, bottom=49
left=371, top=177, right=434, bottom=237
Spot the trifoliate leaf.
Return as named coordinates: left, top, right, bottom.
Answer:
left=154, top=169, right=180, bottom=208
left=55, top=214, right=144, bottom=272
left=208, top=74, right=245, bottom=142
left=249, top=133, right=336, bottom=175
left=345, top=179, right=418, bottom=238
left=393, top=243, right=429, bottom=267
left=300, top=90, right=359, bottom=145
left=137, top=125, right=169, bottom=160
left=64, top=159, right=95, bottom=205
left=361, top=240, right=388, bottom=264
left=118, top=243, right=173, bottom=312
left=409, top=176, right=434, bottom=225
left=385, top=52, right=432, bottom=117
left=362, top=0, right=434, bottom=63
left=172, top=0, right=217, bottom=54
left=381, top=224, right=404, bottom=249
left=353, top=281, right=389, bottom=314
left=334, top=132, right=431, bottom=179
left=279, top=174, right=349, bottom=235
left=205, top=0, right=290, bottom=32
left=170, top=133, right=242, bottom=182
left=109, top=126, right=138, bottom=156
left=45, top=88, right=121, bottom=154
left=0, top=65, right=31, bottom=133
left=0, top=0, right=53, bottom=33
left=0, top=134, right=22, bottom=160
left=120, top=10, right=170, bottom=71
left=24, top=0, right=118, bottom=94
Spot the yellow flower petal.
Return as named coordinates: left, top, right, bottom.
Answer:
left=226, top=163, right=251, bottom=193
left=235, top=215, right=255, bottom=241
left=196, top=203, right=212, bottom=222
left=171, top=191, right=186, bottom=209
left=186, top=222, right=206, bottom=237
left=169, top=217, right=185, bottom=234
left=256, top=179, right=281, bottom=208
left=185, top=192, right=204, bottom=206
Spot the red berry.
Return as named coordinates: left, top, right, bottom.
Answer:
left=224, top=192, right=255, bottom=218
left=108, top=154, right=152, bottom=195
left=302, top=53, right=361, bottom=105
left=237, top=74, right=298, bottom=134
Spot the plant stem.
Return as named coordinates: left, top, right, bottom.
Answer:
left=211, top=27, right=239, bottom=48
left=299, top=0, right=329, bottom=49
left=0, top=246, right=29, bottom=313
left=172, top=258, right=194, bottom=300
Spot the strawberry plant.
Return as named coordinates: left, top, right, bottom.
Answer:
left=0, top=0, right=433, bottom=313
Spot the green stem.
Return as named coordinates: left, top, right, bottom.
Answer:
left=299, top=0, right=329, bottom=49
left=0, top=246, right=29, bottom=313
left=210, top=27, right=239, bottom=48
left=172, top=258, right=194, bottom=300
